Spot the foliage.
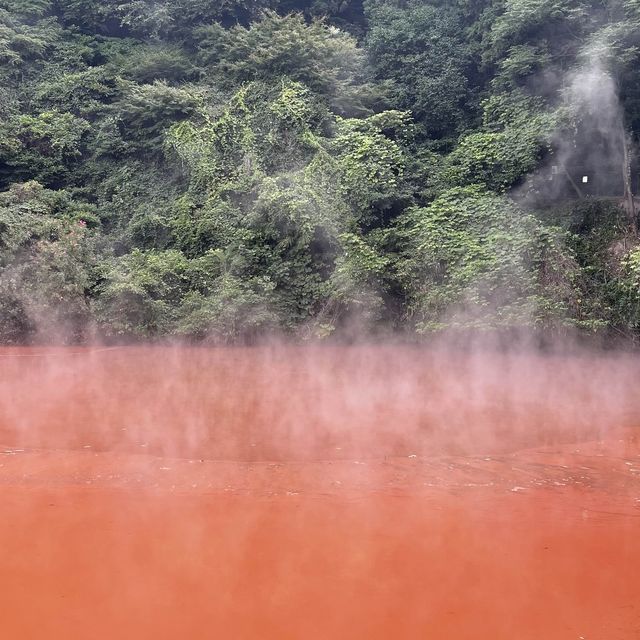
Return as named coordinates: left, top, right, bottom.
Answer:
left=364, top=0, right=473, bottom=139
left=112, top=81, right=201, bottom=152
left=444, top=131, right=539, bottom=192
left=196, top=11, right=378, bottom=115
left=330, top=110, right=412, bottom=218
left=1, top=0, right=640, bottom=343
left=396, top=186, right=582, bottom=332
left=0, top=111, right=91, bottom=187
left=0, top=181, right=98, bottom=342
left=566, top=200, right=639, bottom=331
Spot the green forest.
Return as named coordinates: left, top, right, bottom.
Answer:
left=2, top=0, right=640, bottom=343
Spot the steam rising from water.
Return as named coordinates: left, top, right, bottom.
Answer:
left=1, top=344, right=638, bottom=462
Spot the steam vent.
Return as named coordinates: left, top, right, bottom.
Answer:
left=550, top=137, right=638, bottom=198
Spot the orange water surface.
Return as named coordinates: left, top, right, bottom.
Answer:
left=0, top=345, right=639, bottom=639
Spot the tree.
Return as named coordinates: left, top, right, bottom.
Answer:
left=0, top=181, right=98, bottom=342
left=397, top=186, right=581, bottom=332
left=94, top=248, right=190, bottom=337
left=0, top=111, right=91, bottom=187
left=364, top=0, right=472, bottom=139
left=0, top=0, right=639, bottom=343
left=111, top=80, right=201, bottom=153
left=196, top=11, right=377, bottom=115
left=330, top=110, right=412, bottom=222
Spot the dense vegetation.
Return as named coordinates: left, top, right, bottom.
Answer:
left=2, top=0, right=640, bottom=343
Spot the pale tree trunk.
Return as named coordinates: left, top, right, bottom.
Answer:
left=622, top=132, right=637, bottom=233
left=561, top=164, right=584, bottom=199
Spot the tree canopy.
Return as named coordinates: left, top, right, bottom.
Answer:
left=1, top=0, right=640, bottom=343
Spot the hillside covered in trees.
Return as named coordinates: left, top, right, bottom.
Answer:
left=2, top=0, right=640, bottom=343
